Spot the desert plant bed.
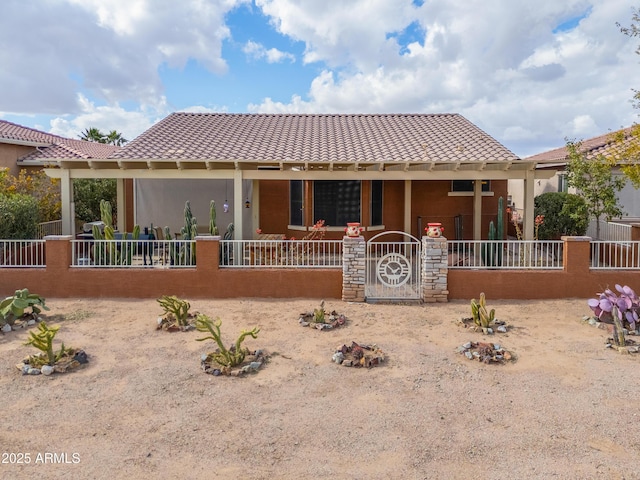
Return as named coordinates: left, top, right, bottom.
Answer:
left=298, top=300, right=348, bottom=330
left=457, top=341, right=514, bottom=364
left=332, top=341, right=385, bottom=368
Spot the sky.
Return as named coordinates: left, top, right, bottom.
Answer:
left=1, top=0, right=639, bottom=158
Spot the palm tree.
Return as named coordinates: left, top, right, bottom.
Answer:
left=79, top=127, right=106, bottom=143
left=79, top=127, right=127, bottom=146
left=105, top=130, right=128, bottom=146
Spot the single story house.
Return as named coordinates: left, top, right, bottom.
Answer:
left=510, top=126, right=640, bottom=219
left=6, top=114, right=554, bottom=240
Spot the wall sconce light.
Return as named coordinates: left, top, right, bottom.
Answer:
left=244, top=198, right=251, bottom=209
left=223, top=181, right=230, bottom=212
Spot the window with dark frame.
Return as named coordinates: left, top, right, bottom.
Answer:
left=370, top=180, right=383, bottom=225
left=313, top=180, right=361, bottom=226
left=289, top=180, right=303, bottom=226
left=451, top=180, right=491, bottom=192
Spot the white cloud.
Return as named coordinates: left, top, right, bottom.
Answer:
left=48, top=94, right=168, bottom=142
left=242, top=40, right=295, bottom=63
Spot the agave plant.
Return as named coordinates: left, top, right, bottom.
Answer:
left=588, top=284, right=640, bottom=347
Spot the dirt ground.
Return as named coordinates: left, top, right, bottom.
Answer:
left=1, top=297, right=640, bottom=480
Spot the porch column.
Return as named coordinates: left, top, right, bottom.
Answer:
left=251, top=180, right=260, bottom=236
left=233, top=170, right=244, bottom=240
left=60, top=170, right=74, bottom=235
left=342, top=235, right=365, bottom=302
left=523, top=170, right=535, bottom=240
left=116, top=178, right=126, bottom=232
left=473, top=180, right=482, bottom=240
left=404, top=180, right=412, bottom=234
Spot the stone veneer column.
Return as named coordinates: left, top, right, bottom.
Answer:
left=422, top=236, right=448, bottom=303
left=342, top=235, right=365, bottom=302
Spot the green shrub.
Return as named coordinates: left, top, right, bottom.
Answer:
left=0, top=193, right=40, bottom=239
left=534, top=192, right=588, bottom=240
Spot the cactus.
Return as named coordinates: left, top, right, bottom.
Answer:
left=91, top=200, right=141, bottom=265
left=497, top=196, right=504, bottom=241
left=24, top=322, right=67, bottom=366
left=195, top=314, right=260, bottom=368
left=470, top=293, right=496, bottom=330
left=209, top=200, right=219, bottom=236
left=157, top=295, right=191, bottom=327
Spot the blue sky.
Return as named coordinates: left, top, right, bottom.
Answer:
left=0, top=0, right=638, bottom=157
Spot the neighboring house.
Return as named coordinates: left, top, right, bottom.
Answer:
left=0, top=120, right=119, bottom=176
left=510, top=127, right=640, bottom=219
left=39, top=113, right=554, bottom=240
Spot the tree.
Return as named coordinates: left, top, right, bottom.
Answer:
left=534, top=192, right=588, bottom=239
left=0, top=193, right=40, bottom=239
left=617, top=8, right=640, bottom=108
left=73, top=178, right=117, bottom=224
left=0, top=167, right=60, bottom=223
left=79, top=127, right=127, bottom=146
left=565, top=139, right=626, bottom=239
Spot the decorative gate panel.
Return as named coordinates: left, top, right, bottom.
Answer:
left=365, top=231, right=421, bottom=301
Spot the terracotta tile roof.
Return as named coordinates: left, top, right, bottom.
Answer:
left=526, top=127, right=634, bottom=163
left=113, top=113, right=520, bottom=163
left=0, top=119, right=120, bottom=161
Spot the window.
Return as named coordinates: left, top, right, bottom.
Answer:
left=451, top=180, right=490, bottom=192
left=557, top=173, right=568, bottom=193
left=313, top=180, right=361, bottom=226
left=370, top=180, right=383, bottom=225
left=290, top=180, right=303, bottom=226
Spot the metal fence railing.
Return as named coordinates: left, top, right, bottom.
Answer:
left=590, top=241, right=640, bottom=269
left=448, top=240, right=563, bottom=269
left=36, top=220, right=63, bottom=239
left=220, top=240, right=343, bottom=268
left=586, top=220, right=632, bottom=242
left=0, top=240, right=46, bottom=267
left=71, top=239, right=196, bottom=268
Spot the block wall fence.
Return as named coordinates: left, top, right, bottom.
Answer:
left=0, top=235, right=638, bottom=301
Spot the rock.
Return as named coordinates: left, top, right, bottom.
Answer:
left=157, top=317, right=164, bottom=325
left=462, top=341, right=472, bottom=350
left=73, top=350, right=89, bottom=364
left=464, top=351, right=473, bottom=360
left=617, top=346, right=630, bottom=354
left=41, top=365, right=54, bottom=376
left=493, top=344, right=501, bottom=351
left=201, top=354, right=208, bottom=362
left=332, top=352, right=344, bottom=364
left=254, top=349, right=263, bottom=356
left=249, top=362, right=262, bottom=370
left=20, top=364, right=31, bottom=374
left=342, top=360, right=353, bottom=367
left=53, top=359, right=80, bottom=373
left=212, top=369, right=221, bottom=376
left=2, top=324, right=12, bottom=333
left=628, top=346, right=639, bottom=353
left=27, top=368, right=41, bottom=375
left=299, top=320, right=309, bottom=327
left=26, top=319, right=36, bottom=326
left=497, top=325, right=508, bottom=333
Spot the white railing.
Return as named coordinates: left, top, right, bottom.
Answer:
left=71, top=239, right=196, bottom=268
left=586, top=220, right=632, bottom=242
left=220, top=240, right=343, bottom=268
left=448, top=240, right=563, bottom=269
left=0, top=240, right=46, bottom=267
left=590, top=241, right=640, bottom=269
left=36, top=220, right=62, bottom=239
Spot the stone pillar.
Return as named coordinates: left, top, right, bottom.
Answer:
left=422, top=236, right=448, bottom=303
left=342, top=236, right=365, bottom=302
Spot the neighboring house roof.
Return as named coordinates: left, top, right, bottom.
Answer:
left=526, top=126, right=635, bottom=164
left=0, top=119, right=120, bottom=162
left=112, top=113, right=520, bottom=164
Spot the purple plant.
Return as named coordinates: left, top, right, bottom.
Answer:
left=588, top=284, right=640, bottom=346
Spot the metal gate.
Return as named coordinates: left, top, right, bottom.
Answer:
left=365, top=231, right=422, bottom=302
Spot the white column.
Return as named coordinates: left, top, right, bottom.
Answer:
left=523, top=170, right=535, bottom=240
left=252, top=179, right=260, bottom=236
left=60, top=170, right=73, bottom=235
left=233, top=170, right=244, bottom=240
left=116, top=178, right=126, bottom=231
left=473, top=180, right=482, bottom=240
left=404, top=180, right=412, bottom=234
